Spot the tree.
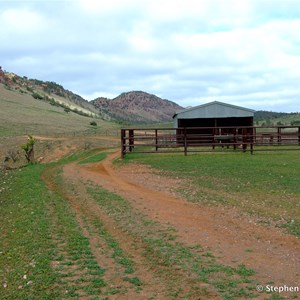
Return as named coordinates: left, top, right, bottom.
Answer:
left=21, top=135, right=36, bottom=163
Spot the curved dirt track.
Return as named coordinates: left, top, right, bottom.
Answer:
left=74, top=151, right=300, bottom=288
left=42, top=143, right=300, bottom=299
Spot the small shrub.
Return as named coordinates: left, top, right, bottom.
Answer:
left=84, top=141, right=92, bottom=150
left=7, top=149, right=19, bottom=163
left=90, top=121, right=97, bottom=126
left=32, top=92, right=43, bottom=100
left=49, top=98, right=59, bottom=106
left=26, top=86, right=34, bottom=93
left=291, top=120, right=300, bottom=126
left=21, top=135, right=36, bottom=163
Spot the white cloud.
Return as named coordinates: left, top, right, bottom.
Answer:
left=1, top=0, right=300, bottom=112
left=128, top=24, right=158, bottom=53
left=0, top=8, right=45, bottom=33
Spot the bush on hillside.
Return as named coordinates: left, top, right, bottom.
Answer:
left=90, top=121, right=97, bottom=126
left=32, top=92, right=43, bottom=100
left=291, top=120, right=300, bottom=125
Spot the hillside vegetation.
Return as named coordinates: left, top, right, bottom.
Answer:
left=0, top=84, right=118, bottom=138
left=0, top=69, right=109, bottom=119
left=254, top=110, right=300, bottom=126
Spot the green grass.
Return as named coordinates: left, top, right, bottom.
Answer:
left=0, top=165, right=59, bottom=299
left=78, top=152, right=108, bottom=164
left=91, top=219, right=136, bottom=275
left=280, top=220, right=300, bottom=237
left=0, top=164, right=107, bottom=299
left=122, top=151, right=300, bottom=236
left=43, top=156, right=147, bottom=296
left=50, top=148, right=110, bottom=166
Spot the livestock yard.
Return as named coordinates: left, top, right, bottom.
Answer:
left=121, top=125, right=300, bottom=157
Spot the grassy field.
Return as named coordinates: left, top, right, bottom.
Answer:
left=0, top=155, right=114, bottom=299
left=122, top=150, right=300, bottom=237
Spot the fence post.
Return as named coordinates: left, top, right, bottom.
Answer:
left=242, top=128, right=247, bottom=152
left=250, top=127, right=254, bottom=154
left=121, top=129, right=126, bottom=159
left=277, top=127, right=282, bottom=145
left=184, top=127, right=187, bottom=156
left=129, top=129, right=134, bottom=152
left=155, top=129, right=158, bottom=151
left=233, top=127, right=237, bottom=150
left=212, top=127, right=216, bottom=150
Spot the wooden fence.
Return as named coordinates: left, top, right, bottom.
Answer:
left=121, top=125, right=300, bottom=158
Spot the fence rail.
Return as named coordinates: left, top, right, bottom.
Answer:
left=121, top=126, right=300, bottom=158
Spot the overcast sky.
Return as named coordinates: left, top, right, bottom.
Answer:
left=1, top=0, right=300, bottom=112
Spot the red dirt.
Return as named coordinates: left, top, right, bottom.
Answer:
left=77, top=151, right=300, bottom=288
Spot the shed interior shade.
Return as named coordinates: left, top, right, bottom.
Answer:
left=178, top=117, right=253, bottom=128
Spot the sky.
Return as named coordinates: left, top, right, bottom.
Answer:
left=1, top=0, right=300, bottom=112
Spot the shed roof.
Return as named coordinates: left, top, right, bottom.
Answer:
left=173, top=101, right=255, bottom=119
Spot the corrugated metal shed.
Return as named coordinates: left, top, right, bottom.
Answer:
left=173, top=101, right=255, bottom=127
left=174, top=101, right=254, bottom=119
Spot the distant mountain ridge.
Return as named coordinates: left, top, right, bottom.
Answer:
left=1, top=67, right=183, bottom=123
left=1, top=67, right=299, bottom=125
left=92, top=91, right=183, bottom=123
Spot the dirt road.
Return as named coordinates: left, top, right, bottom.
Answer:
left=42, top=147, right=300, bottom=299
left=81, top=152, right=300, bottom=284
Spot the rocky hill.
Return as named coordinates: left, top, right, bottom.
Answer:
left=0, top=67, right=109, bottom=119
left=92, top=91, right=183, bottom=123
left=1, top=68, right=183, bottom=124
